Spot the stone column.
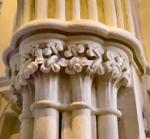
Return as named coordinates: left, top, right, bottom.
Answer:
left=31, top=72, right=59, bottom=139
left=103, top=0, right=117, bottom=26
left=96, top=50, right=131, bottom=139
left=97, top=79, right=120, bottom=139
left=91, top=85, right=97, bottom=139
left=124, top=0, right=135, bottom=34
left=4, top=2, right=147, bottom=135
left=60, top=75, right=72, bottom=139
left=9, top=54, right=34, bottom=139
left=22, top=0, right=32, bottom=23
left=55, top=0, right=65, bottom=20
left=62, top=41, right=103, bottom=139
left=35, top=0, right=48, bottom=19
left=87, top=0, right=98, bottom=20
left=19, top=86, right=34, bottom=139
left=71, top=74, right=93, bottom=139
left=18, top=41, right=64, bottom=139
left=72, top=0, right=80, bottom=20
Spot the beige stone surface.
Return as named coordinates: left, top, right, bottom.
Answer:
left=0, top=1, right=150, bottom=139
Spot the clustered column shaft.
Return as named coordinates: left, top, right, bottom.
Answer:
left=36, top=0, right=48, bottom=19
left=31, top=72, right=59, bottom=139
left=71, top=74, right=93, bottom=139
left=97, top=78, right=121, bottom=139
left=9, top=39, right=130, bottom=139
left=19, top=86, right=34, bottom=139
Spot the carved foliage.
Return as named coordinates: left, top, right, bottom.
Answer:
left=9, top=54, right=23, bottom=108
left=103, top=50, right=130, bottom=87
left=9, top=40, right=131, bottom=90
left=20, top=41, right=104, bottom=77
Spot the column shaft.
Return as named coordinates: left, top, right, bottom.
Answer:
left=72, top=0, right=80, bottom=20
left=22, top=0, right=32, bottom=23
left=115, top=0, right=125, bottom=28
left=16, top=0, right=24, bottom=26
left=71, top=74, right=92, bottom=139
left=103, top=0, right=117, bottom=26
left=72, top=109, right=91, bottom=139
left=87, top=0, right=98, bottom=20
left=60, top=75, right=72, bottom=139
left=91, top=114, right=97, bottom=139
left=124, top=0, right=135, bottom=34
left=55, top=0, right=65, bottom=20
left=91, top=85, right=97, bottom=139
left=34, top=109, right=59, bottom=139
left=20, top=87, right=34, bottom=139
left=32, top=72, right=59, bottom=139
left=98, top=115, right=119, bottom=139
left=97, top=79, right=120, bottom=139
left=36, top=0, right=48, bottom=19
left=61, top=113, right=72, bottom=139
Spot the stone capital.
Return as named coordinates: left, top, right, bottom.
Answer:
left=9, top=38, right=131, bottom=91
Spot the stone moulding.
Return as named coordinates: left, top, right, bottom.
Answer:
left=3, top=20, right=149, bottom=75
left=30, top=100, right=122, bottom=117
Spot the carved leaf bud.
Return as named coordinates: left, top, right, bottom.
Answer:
left=51, top=63, right=61, bottom=72
left=40, top=64, right=50, bottom=73
left=47, top=42, right=55, bottom=48
left=56, top=43, right=63, bottom=52
left=76, top=44, right=85, bottom=53
left=69, top=44, right=78, bottom=56
left=58, top=58, right=68, bottom=67
left=69, top=57, right=79, bottom=69
left=35, top=48, right=44, bottom=64
left=90, top=59, right=102, bottom=70
left=65, top=67, right=75, bottom=74
left=97, top=64, right=105, bottom=75
left=103, top=61, right=114, bottom=73
left=80, top=57, right=90, bottom=66
left=46, top=55, right=59, bottom=66
left=23, top=62, right=38, bottom=79
left=43, top=47, right=52, bottom=56
left=86, top=67, right=94, bottom=74
left=86, top=48, right=96, bottom=57
left=49, top=43, right=58, bottom=55
left=74, top=63, right=82, bottom=73
left=114, top=73, right=130, bottom=88
left=115, top=56, right=123, bottom=65
left=64, top=50, right=72, bottom=58
left=93, top=47, right=104, bottom=57
left=111, top=66, right=120, bottom=79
